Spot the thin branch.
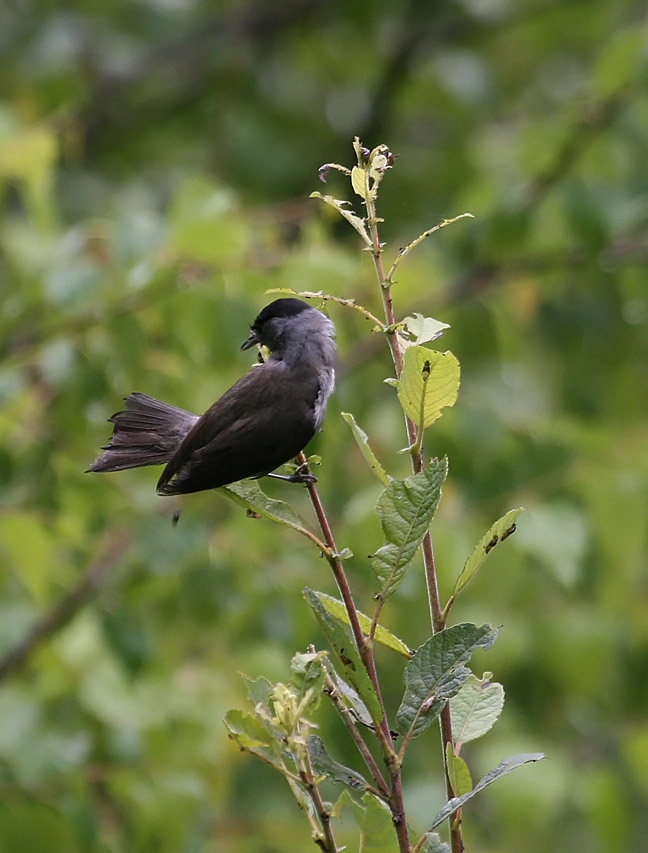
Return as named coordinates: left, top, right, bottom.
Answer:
left=300, top=754, right=340, bottom=853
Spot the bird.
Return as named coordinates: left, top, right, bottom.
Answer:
left=87, top=298, right=336, bottom=495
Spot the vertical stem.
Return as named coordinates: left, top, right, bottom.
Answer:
left=364, top=171, right=462, bottom=852
left=297, top=451, right=411, bottom=853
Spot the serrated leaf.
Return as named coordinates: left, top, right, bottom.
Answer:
left=304, top=588, right=383, bottom=722
left=421, top=831, right=451, bottom=853
left=396, top=623, right=497, bottom=739
left=310, top=192, right=371, bottom=245
left=372, top=459, right=447, bottom=599
left=341, top=412, right=389, bottom=486
left=307, top=735, right=371, bottom=793
left=450, top=674, right=505, bottom=745
left=360, top=793, right=398, bottom=852
left=314, top=591, right=412, bottom=657
left=221, top=480, right=307, bottom=532
left=351, top=166, right=367, bottom=199
left=451, top=507, right=523, bottom=599
left=398, top=314, right=450, bottom=348
left=396, top=346, right=460, bottom=428
left=445, top=743, right=473, bottom=796
left=429, top=753, right=545, bottom=829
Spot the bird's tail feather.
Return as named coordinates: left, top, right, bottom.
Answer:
left=87, top=392, right=199, bottom=473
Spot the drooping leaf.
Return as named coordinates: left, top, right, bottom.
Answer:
left=309, top=192, right=371, bottom=245
left=372, top=459, right=447, bottom=599
left=303, top=588, right=383, bottom=722
left=429, top=753, right=545, bottom=829
left=396, top=623, right=497, bottom=739
left=307, top=735, right=371, bottom=793
left=221, top=480, right=307, bottom=532
left=314, top=591, right=412, bottom=657
left=450, top=673, right=505, bottom=745
left=341, top=412, right=389, bottom=486
left=395, top=346, right=460, bottom=428
left=445, top=743, right=473, bottom=796
left=450, top=507, right=523, bottom=600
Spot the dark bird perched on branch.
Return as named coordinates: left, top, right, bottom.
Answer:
left=88, top=298, right=336, bottom=494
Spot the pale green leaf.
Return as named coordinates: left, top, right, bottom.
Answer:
left=341, top=412, right=389, bottom=485
left=396, top=623, right=497, bottom=739
left=398, top=314, right=450, bottom=348
left=429, top=753, right=545, bottom=829
left=303, top=588, right=383, bottom=721
left=450, top=673, right=505, bottom=744
left=396, top=346, right=460, bottom=428
left=445, top=743, right=473, bottom=796
left=351, top=166, right=367, bottom=199
left=314, top=591, right=412, bottom=657
left=451, top=507, right=523, bottom=598
left=372, top=459, right=447, bottom=599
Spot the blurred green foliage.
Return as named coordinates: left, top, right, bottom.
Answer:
left=1, top=0, right=647, bottom=850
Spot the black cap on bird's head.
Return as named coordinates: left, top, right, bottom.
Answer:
left=240, top=298, right=318, bottom=351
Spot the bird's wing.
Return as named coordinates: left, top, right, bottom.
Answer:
left=156, top=363, right=319, bottom=495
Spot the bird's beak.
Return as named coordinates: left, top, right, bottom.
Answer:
left=240, top=329, right=260, bottom=351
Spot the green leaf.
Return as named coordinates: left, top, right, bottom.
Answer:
left=220, top=480, right=307, bottom=533
left=396, top=623, right=497, bottom=739
left=303, top=588, right=383, bottom=722
left=372, top=459, right=448, bottom=599
left=395, top=346, right=460, bottom=428
left=307, top=735, right=371, bottom=793
left=314, top=591, right=412, bottom=657
left=445, top=743, right=473, bottom=796
left=351, top=166, right=367, bottom=199
left=223, top=710, right=277, bottom=765
left=450, top=507, right=524, bottom=599
left=360, top=793, right=398, bottom=853
left=397, top=314, right=450, bottom=348
left=341, top=412, right=389, bottom=486
left=429, top=753, right=545, bottom=829
left=242, top=674, right=273, bottom=707
left=450, top=673, right=505, bottom=745
left=310, top=192, right=371, bottom=245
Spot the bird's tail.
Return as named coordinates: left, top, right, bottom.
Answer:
left=87, top=392, right=199, bottom=473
